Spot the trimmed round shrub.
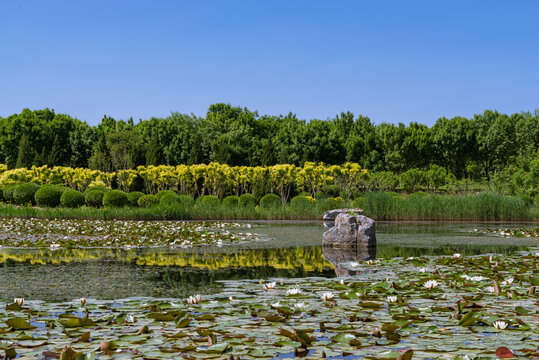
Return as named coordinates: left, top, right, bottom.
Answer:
left=60, top=189, right=85, bottom=208
left=178, top=195, right=195, bottom=208
left=103, top=190, right=128, bottom=208
left=239, top=193, right=257, bottom=207
left=222, top=195, right=239, bottom=208
left=290, top=195, right=314, bottom=209
left=138, top=194, right=159, bottom=208
left=84, top=185, right=108, bottom=194
left=160, top=193, right=181, bottom=206
left=259, top=193, right=281, bottom=208
left=196, top=195, right=221, bottom=207
left=324, top=197, right=345, bottom=209
left=2, top=185, right=17, bottom=203
left=13, top=183, right=40, bottom=205
left=155, top=190, right=176, bottom=200
left=127, top=191, right=144, bottom=207
left=85, top=190, right=105, bottom=208
left=34, top=185, right=65, bottom=207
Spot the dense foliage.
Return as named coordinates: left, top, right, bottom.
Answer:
left=0, top=106, right=537, bottom=196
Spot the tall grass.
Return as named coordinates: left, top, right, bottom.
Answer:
left=0, top=193, right=536, bottom=221
left=361, top=192, right=535, bottom=221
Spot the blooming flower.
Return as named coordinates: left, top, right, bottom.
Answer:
left=339, top=279, right=345, bottom=285
left=286, top=287, right=301, bottom=295
left=424, top=280, right=439, bottom=289
left=502, top=278, right=514, bottom=285
left=493, top=320, right=508, bottom=330
left=293, top=302, right=307, bottom=310
left=187, top=294, right=201, bottom=304
left=271, top=301, right=281, bottom=307
left=452, top=253, right=462, bottom=259
left=80, top=298, right=86, bottom=306
left=485, top=286, right=495, bottom=293
left=320, top=292, right=335, bottom=301
left=349, top=262, right=360, bottom=268
left=14, top=298, right=24, bottom=306
left=263, top=282, right=276, bottom=290
left=387, top=296, right=398, bottom=303
left=461, top=275, right=487, bottom=282
left=419, top=268, right=427, bottom=273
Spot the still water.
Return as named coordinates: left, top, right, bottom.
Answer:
left=0, top=221, right=536, bottom=301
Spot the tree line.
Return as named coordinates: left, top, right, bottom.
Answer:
left=1, top=104, right=537, bottom=184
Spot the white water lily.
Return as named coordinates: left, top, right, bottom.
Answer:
left=419, top=268, right=427, bottom=273
left=424, top=280, right=439, bottom=289
left=461, top=275, right=487, bottom=282
left=339, top=279, right=345, bottom=285
left=349, top=261, right=360, bottom=268
left=125, top=314, right=135, bottom=323
left=263, top=282, right=276, bottom=290
left=320, top=292, right=335, bottom=301
left=80, top=298, right=87, bottom=306
left=286, top=287, right=301, bottom=295
left=367, top=260, right=374, bottom=265
left=14, top=298, right=24, bottom=306
left=493, top=320, right=508, bottom=330
left=293, top=302, right=307, bottom=310
left=452, top=253, right=462, bottom=259
left=271, top=301, right=281, bottom=307
left=485, top=286, right=495, bottom=293
left=502, top=278, right=514, bottom=285
left=186, top=294, right=201, bottom=304
left=387, top=296, right=398, bottom=303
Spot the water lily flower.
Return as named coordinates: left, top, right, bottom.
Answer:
left=293, top=302, right=307, bottom=310
left=349, top=261, right=360, bottom=268
left=271, top=301, right=281, bottom=307
left=493, top=320, right=508, bottom=330
left=80, top=298, right=86, bottom=306
left=286, top=287, right=301, bottom=295
left=502, top=278, right=514, bottom=285
left=320, top=292, right=335, bottom=301
left=187, top=294, right=201, bottom=304
left=387, top=296, right=398, bottom=303
left=485, top=286, right=495, bottom=293
left=419, top=268, right=427, bottom=273
left=367, top=260, right=374, bottom=265
left=452, top=253, right=462, bottom=259
left=424, top=280, right=439, bottom=289
left=14, top=298, right=23, bottom=306
left=340, top=279, right=345, bottom=285
left=263, top=282, right=276, bottom=290
left=461, top=275, right=487, bottom=282
left=125, top=314, right=135, bottom=323
left=280, top=279, right=284, bottom=285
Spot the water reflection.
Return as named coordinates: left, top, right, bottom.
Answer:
left=0, top=222, right=535, bottom=301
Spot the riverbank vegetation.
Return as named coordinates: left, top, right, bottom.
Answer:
left=0, top=106, right=538, bottom=199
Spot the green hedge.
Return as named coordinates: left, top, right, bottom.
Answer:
left=155, top=190, right=176, bottom=200
left=178, top=195, right=195, bottom=208
left=259, top=193, right=281, bottom=208
left=85, top=190, right=105, bottom=207
left=160, top=193, right=181, bottom=206
left=2, top=185, right=17, bottom=203
left=239, top=193, right=257, bottom=207
left=222, top=195, right=239, bottom=208
left=13, top=183, right=40, bottom=205
left=127, top=191, right=144, bottom=207
left=60, top=189, right=85, bottom=208
left=196, top=195, right=220, bottom=207
left=34, top=185, right=65, bottom=207
left=138, top=194, right=159, bottom=208
left=103, top=190, right=128, bottom=208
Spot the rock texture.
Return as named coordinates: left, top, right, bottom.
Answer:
left=322, top=213, right=376, bottom=248
left=322, top=208, right=363, bottom=221
left=322, top=246, right=376, bottom=277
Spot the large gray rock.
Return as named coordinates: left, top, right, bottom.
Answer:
left=322, top=213, right=376, bottom=248
left=323, top=208, right=363, bottom=221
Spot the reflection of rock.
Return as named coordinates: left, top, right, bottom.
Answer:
left=322, top=246, right=376, bottom=276
left=322, top=213, right=376, bottom=248
left=322, top=212, right=376, bottom=276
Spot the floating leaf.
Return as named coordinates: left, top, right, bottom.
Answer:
left=6, top=318, right=36, bottom=330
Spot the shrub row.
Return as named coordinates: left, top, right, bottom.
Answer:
left=0, top=182, right=328, bottom=209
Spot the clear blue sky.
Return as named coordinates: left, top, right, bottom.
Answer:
left=1, top=1, right=537, bottom=126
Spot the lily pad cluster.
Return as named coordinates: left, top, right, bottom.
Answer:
left=0, top=251, right=537, bottom=359
left=476, top=227, right=539, bottom=238
left=0, top=218, right=259, bottom=248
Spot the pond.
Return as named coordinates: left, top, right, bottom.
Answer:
left=0, top=220, right=537, bottom=359
left=0, top=221, right=536, bottom=301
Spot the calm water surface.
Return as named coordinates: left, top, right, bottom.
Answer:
left=0, top=221, right=536, bottom=301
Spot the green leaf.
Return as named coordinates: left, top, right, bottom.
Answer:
left=6, top=318, right=36, bottom=330
left=331, top=333, right=355, bottom=343
left=459, top=311, right=481, bottom=326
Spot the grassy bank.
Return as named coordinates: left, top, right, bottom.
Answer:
left=0, top=192, right=537, bottom=221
